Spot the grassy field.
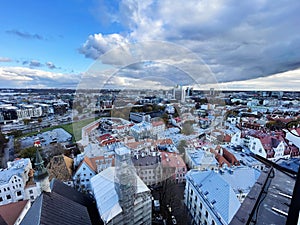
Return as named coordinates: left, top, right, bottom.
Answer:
left=19, top=117, right=100, bottom=143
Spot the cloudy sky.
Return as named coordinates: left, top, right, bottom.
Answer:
left=1, top=0, right=300, bottom=90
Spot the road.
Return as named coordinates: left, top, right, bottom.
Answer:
left=1, top=136, right=14, bottom=168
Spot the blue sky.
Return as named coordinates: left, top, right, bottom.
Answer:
left=1, top=0, right=300, bottom=90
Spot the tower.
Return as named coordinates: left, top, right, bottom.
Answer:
left=34, top=150, right=51, bottom=193
left=115, top=146, right=137, bottom=224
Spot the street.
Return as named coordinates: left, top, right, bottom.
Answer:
left=1, top=135, right=14, bottom=168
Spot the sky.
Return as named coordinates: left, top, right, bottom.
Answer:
left=0, top=0, right=300, bottom=90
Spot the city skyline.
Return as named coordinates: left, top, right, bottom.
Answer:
left=0, top=0, right=300, bottom=90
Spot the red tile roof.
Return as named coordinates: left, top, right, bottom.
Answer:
left=223, top=148, right=240, bottom=166
left=215, top=154, right=231, bottom=167
left=0, top=200, right=29, bottom=225
left=160, top=152, right=186, bottom=169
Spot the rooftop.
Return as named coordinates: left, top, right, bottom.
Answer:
left=0, top=200, right=29, bottom=225
left=0, top=158, right=31, bottom=185
left=90, top=167, right=149, bottom=223
left=186, top=148, right=218, bottom=167
left=230, top=167, right=297, bottom=225
left=20, top=192, right=92, bottom=225
left=187, top=170, right=241, bottom=224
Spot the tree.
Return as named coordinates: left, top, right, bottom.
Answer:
left=0, top=132, right=8, bottom=157
left=19, top=147, right=42, bottom=161
left=177, top=140, right=187, bottom=155
left=23, top=118, right=31, bottom=125
left=181, top=121, right=194, bottom=135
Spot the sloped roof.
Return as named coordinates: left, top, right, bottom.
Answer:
left=223, top=149, right=240, bottom=166
left=187, top=170, right=241, bottom=223
left=91, top=167, right=149, bottom=223
left=0, top=200, right=29, bottom=225
left=160, top=152, right=186, bottom=168
left=50, top=179, right=93, bottom=207
left=76, top=156, right=97, bottom=173
left=50, top=179, right=103, bottom=225
left=187, top=149, right=218, bottom=166
left=0, top=215, right=7, bottom=225
left=220, top=167, right=261, bottom=193
left=47, top=155, right=73, bottom=181
left=21, top=192, right=92, bottom=225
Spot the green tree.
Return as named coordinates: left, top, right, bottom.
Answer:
left=23, top=118, right=31, bottom=125
left=181, top=121, right=194, bottom=135
left=177, top=140, right=187, bottom=155
left=19, top=147, right=42, bottom=161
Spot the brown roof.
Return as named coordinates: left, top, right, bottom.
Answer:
left=160, top=151, right=186, bottom=169
left=0, top=200, right=29, bottom=225
left=223, top=148, right=240, bottom=166
left=89, top=155, right=115, bottom=171
left=77, top=155, right=115, bottom=174
left=47, top=155, right=74, bottom=181
left=215, top=154, right=231, bottom=167
left=63, top=155, right=74, bottom=176
left=152, top=121, right=165, bottom=127
left=82, top=156, right=96, bottom=172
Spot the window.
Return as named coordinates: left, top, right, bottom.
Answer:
left=195, top=196, right=197, bottom=202
left=29, top=190, right=33, bottom=194
left=200, top=203, right=202, bottom=209
left=205, top=211, right=208, bottom=218
left=30, top=196, right=34, bottom=200
left=16, top=191, right=22, bottom=196
left=212, top=220, right=216, bottom=225
left=190, top=189, right=193, bottom=196
left=0, top=197, right=3, bottom=202
left=83, top=167, right=86, bottom=170
left=6, top=195, right=11, bottom=200
left=86, top=179, right=89, bottom=182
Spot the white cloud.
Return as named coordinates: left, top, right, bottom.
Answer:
left=202, top=68, right=300, bottom=91
left=79, top=33, right=130, bottom=59
left=79, top=0, right=300, bottom=89
left=0, top=57, right=12, bottom=63
left=0, top=67, right=81, bottom=88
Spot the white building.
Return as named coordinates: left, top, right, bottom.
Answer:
left=185, top=148, right=219, bottom=171
left=231, top=130, right=287, bottom=161
left=185, top=167, right=260, bottom=225
left=73, top=157, right=97, bottom=193
left=151, top=120, right=165, bottom=139
left=91, top=167, right=152, bottom=225
left=130, top=121, right=152, bottom=141
left=17, top=105, right=42, bottom=119
left=0, top=158, right=40, bottom=206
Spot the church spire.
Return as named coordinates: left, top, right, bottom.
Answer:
left=34, top=149, right=51, bottom=192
